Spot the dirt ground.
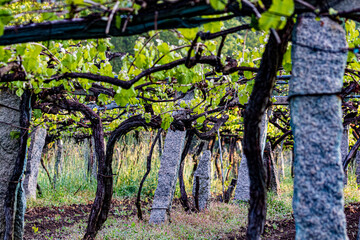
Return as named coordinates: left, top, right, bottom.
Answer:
left=24, top=200, right=360, bottom=240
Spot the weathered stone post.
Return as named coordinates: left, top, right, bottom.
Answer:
left=341, top=125, right=349, bottom=162
left=192, top=149, right=211, bottom=211
left=149, top=129, right=186, bottom=224
left=234, top=110, right=268, bottom=201
left=149, top=92, right=192, bottom=224
left=23, top=126, right=47, bottom=200
left=0, top=90, right=20, bottom=238
left=279, top=141, right=285, bottom=178
left=274, top=141, right=285, bottom=179
left=290, top=13, right=348, bottom=239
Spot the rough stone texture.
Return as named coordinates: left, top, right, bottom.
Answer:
left=290, top=13, right=348, bottom=240
left=234, top=110, right=268, bottom=201
left=149, top=129, right=186, bottom=224
left=274, top=142, right=285, bottom=179
left=342, top=125, right=349, bottom=185
left=322, top=0, right=360, bottom=12
left=0, top=90, right=20, bottom=239
left=192, top=150, right=211, bottom=211
left=274, top=96, right=288, bottom=105
left=341, top=126, right=349, bottom=161
left=23, top=126, right=47, bottom=200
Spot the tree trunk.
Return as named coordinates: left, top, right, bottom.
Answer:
left=178, top=131, right=194, bottom=211
left=243, top=21, right=293, bottom=239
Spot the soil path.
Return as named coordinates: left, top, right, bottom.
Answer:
left=24, top=200, right=360, bottom=239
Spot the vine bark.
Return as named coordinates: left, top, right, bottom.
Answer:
left=243, top=21, right=293, bottom=239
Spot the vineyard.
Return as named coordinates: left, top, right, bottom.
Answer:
left=0, top=0, right=360, bottom=239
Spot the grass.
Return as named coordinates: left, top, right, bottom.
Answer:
left=27, top=133, right=360, bottom=239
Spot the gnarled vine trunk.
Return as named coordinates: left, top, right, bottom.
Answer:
left=243, top=21, right=293, bottom=239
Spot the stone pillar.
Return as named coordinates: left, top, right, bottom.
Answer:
left=274, top=142, right=285, bottom=179
left=290, top=13, right=347, bottom=239
left=192, top=149, right=211, bottom=211
left=0, top=90, right=20, bottom=239
left=23, top=126, right=47, bottom=200
left=341, top=125, right=349, bottom=162
left=280, top=141, right=285, bottom=178
left=149, top=129, right=186, bottom=224
left=234, top=110, right=268, bottom=201
left=342, top=125, right=349, bottom=185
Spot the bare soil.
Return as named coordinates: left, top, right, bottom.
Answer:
left=24, top=200, right=360, bottom=240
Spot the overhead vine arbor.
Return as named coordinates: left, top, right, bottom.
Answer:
left=0, top=0, right=360, bottom=240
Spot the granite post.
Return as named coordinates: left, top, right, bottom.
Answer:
left=23, top=126, right=47, bottom=200
left=192, top=149, right=211, bottom=211
left=290, top=13, right=348, bottom=239
left=149, top=129, right=186, bottom=224
left=0, top=90, right=20, bottom=238
left=149, top=92, right=193, bottom=224
left=234, top=110, right=268, bottom=201
left=280, top=141, right=285, bottom=178
left=274, top=141, right=285, bottom=179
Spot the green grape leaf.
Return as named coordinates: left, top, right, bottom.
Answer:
left=238, top=93, right=248, bottom=105
left=144, top=112, right=151, bottom=123
left=178, top=28, right=198, bottom=40
left=196, top=116, right=206, bottom=125
left=16, top=88, right=24, bottom=97
left=203, top=21, right=222, bottom=33
left=115, top=15, right=121, bottom=29
left=210, top=0, right=227, bottom=10
left=134, top=54, right=146, bottom=69
left=258, top=0, right=294, bottom=31
left=161, top=113, right=173, bottom=131
left=33, top=109, right=42, bottom=119
left=158, top=42, right=170, bottom=55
